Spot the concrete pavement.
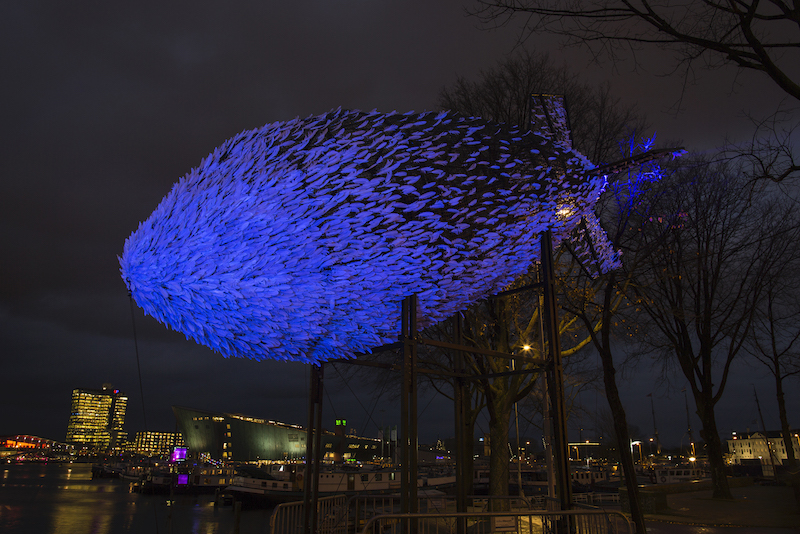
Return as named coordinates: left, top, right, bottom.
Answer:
left=642, top=484, right=799, bottom=531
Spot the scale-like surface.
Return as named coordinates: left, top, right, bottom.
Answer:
left=121, top=108, right=617, bottom=363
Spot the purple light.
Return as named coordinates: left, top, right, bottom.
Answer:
left=171, top=447, right=187, bottom=462
left=177, top=474, right=189, bottom=485
left=121, top=108, right=617, bottom=363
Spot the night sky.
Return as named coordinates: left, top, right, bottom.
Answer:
left=1, top=1, right=795, bottom=449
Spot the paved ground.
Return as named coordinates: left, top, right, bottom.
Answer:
left=640, top=484, right=800, bottom=532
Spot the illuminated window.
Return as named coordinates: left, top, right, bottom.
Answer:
left=66, top=386, right=128, bottom=451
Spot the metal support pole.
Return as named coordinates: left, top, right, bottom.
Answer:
left=302, top=363, right=324, bottom=534
left=400, top=295, right=419, bottom=532
left=540, top=230, right=573, bottom=512
left=543, top=378, right=556, bottom=498
left=513, top=358, right=524, bottom=499
left=312, top=365, right=324, bottom=530
left=453, top=313, right=467, bottom=534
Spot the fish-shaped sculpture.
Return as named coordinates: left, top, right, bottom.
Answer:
left=121, top=105, right=620, bottom=363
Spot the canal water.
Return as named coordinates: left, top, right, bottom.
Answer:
left=0, top=462, right=274, bottom=534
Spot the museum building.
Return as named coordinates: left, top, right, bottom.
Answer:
left=173, top=406, right=381, bottom=463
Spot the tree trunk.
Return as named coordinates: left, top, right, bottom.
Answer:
left=599, top=347, right=647, bottom=534
left=458, top=406, right=477, bottom=503
left=775, top=369, right=800, bottom=507
left=488, top=403, right=511, bottom=509
left=695, top=392, right=733, bottom=499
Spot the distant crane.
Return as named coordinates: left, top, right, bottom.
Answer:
left=753, top=385, right=778, bottom=477
left=648, top=394, right=661, bottom=455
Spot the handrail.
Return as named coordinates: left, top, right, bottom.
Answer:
left=270, top=493, right=347, bottom=534
left=344, top=493, right=540, bottom=510
left=358, top=508, right=632, bottom=534
left=271, top=492, right=626, bottom=534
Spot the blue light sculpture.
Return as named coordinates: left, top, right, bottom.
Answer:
left=121, top=107, right=619, bottom=363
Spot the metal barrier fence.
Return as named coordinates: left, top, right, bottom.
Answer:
left=270, top=493, right=627, bottom=534
left=347, top=494, right=543, bottom=533
left=270, top=494, right=348, bottom=534
left=572, top=493, right=619, bottom=506
left=357, top=509, right=631, bottom=534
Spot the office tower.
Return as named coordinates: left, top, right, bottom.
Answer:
left=66, top=383, right=128, bottom=450
left=133, top=431, right=185, bottom=457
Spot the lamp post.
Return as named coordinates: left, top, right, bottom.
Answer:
left=513, top=345, right=531, bottom=498
left=631, top=441, right=643, bottom=465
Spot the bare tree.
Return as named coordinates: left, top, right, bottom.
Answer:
left=338, top=49, right=652, bottom=508
left=630, top=157, right=781, bottom=499
left=435, top=50, right=655, bottom=519
left=471, top=0, right=800, bottom=103
left=470, top=0, right=800, bottom=198
left=742, top=197, right=800, bottom=504
left=725, top=105, right=800, bottom=185
left=418, top=263, right=594, bottom=505
left=438, top=49, right=648, bottom=163
left=560, top=135, right=669, bottom=534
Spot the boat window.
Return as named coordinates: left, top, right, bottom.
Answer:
left=669, top=471, right=674, bottom=476
left=361, top=474, right=369, bottom=482
left=273, top=482, right=277, bottom=488
left=375, top=474, right=382, bottom=481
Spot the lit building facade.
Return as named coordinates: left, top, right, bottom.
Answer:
left=66, top=384, right=128, bottom=450
left=173, top=406, right=381, bottom=462
left=727, top=430, right=800, bottom=465
left=132, top=431, right=185, bottom=457
left=0, top=435, right=74, bottom=459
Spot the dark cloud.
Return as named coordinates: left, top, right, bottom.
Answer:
left=1, top=1, right=795, bottom=446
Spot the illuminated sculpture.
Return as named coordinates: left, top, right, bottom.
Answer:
left=121, top=105, right=619, bottom=363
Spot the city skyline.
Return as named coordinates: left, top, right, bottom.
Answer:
left=8, top=364, right=794, bottom=454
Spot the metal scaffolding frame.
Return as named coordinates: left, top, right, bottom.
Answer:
left=301, top=229, right=573, bottom=534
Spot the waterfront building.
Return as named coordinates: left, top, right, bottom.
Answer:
left=66, top=384, right=128, bottom=451
left=173, top=406, right=381, bottom=463
left=1, top=435, right=50, bottom=450
left=727, top=430, right=800, bottom=474
left=131, top=431, right=186, bottom=457
left=0, top=435, right=75, bottom=458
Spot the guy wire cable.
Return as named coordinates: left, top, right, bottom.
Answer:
left=128, top=289, right=159, bottom=534
left=128, top=290, right=149, bottom=432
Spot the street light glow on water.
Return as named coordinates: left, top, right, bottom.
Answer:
left=0, top=463, right=271, bottom=534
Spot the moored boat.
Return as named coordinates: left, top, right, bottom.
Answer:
left=647, top=465, right=708, bottom=485
left=225, top=465, right=454, bottom=506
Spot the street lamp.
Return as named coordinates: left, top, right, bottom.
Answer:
left=513, top=346, right=531, bottom=498
left=631, top=441, right=643, bottom=464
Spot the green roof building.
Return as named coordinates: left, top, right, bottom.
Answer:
left=172, top=406, right=382, bottom=463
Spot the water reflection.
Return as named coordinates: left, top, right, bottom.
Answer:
left=0, top=463, right=273, bottom=534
